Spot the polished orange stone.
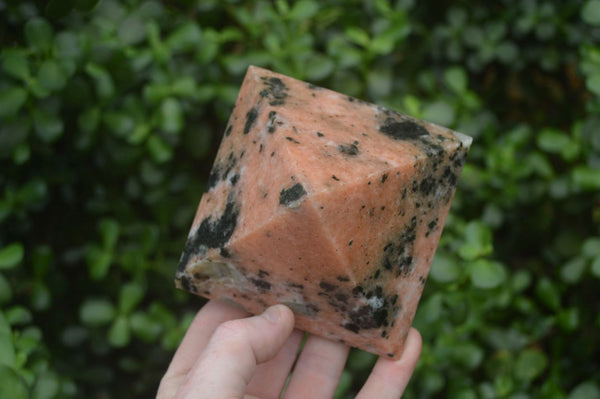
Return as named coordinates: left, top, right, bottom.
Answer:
left=176, top=66, right=471, bottom=359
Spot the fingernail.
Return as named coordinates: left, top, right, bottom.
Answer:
left=263, top=305, right=282, bottom=323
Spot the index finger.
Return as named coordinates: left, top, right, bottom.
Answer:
left=157, top=300, right=249, bottom=398
left=356, top=328, right=422, bottom=399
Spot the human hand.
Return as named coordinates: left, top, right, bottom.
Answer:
left=157, top=300, right=421, bottom=399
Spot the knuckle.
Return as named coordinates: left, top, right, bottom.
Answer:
left=213, top=319, right=248, bottom=344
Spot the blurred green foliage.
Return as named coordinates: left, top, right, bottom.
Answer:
left=1, top=0, right=599, bottom=397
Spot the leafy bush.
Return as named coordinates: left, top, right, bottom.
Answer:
left=1, top=0, right=599, bottom=398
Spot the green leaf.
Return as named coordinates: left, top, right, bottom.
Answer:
left=416, top=293, right=443, bottom=324
left=536, top=278, right=561, bottom=310
left=0, top=243, right=24, bottom=270
left=572, top=166, right=600, bottom=190
left=17, top=178, right=47, bottom=204
left=172, top=77, right=198, bottom=98
left=18, top=327, right=42, bottom=349
left=333, top=369, right=353, bottom=399
left=459, top=221, right=493, bottom=260
left=511, top=269, right=532, bottom=293
left=496, top=41, right=518, bottom=64
left=0, top=328, right=15, bottom=367
left=582, top=237, right=600, bottom=258
left=586, top=74, right=600, bottom=97
left=560, top=257, right=587, bottom=284
left=80, top=299, right=116, bottom=327
left=454, top=389, right=477, bottom=399
left=403, top=95, right=421, bottom=116
left=0, top=364, right=28, bottom=399
left=347, top=350, right=377, bottom=371
left=430, top=253, right=461, bottom=283
left=374, top=0, right=392, bottom=15
left=469, top=259, right=506, bottom=289
left=515, top=348, right=547, bottom=381
left=288, top=0, right=319, bottom=20
left=55, top=31, right=83, bottom=61
left=140, top=160, right=165, bottom=185
left=146, top=21, right=170, bottom=64
left=445, top=66, right=468, bottom=94
left=370, top=22, right=410, bottom=55
left=423, top=101, right=455, bottom=126
left=2, top=50, right=30, bottom=81
left=5, top=306, right=32, bottom=325
left=160, top=98, right=184, bottom=134
left=85, top=245, right=112, bottom=280
left=452, top=342, right=484, bottom=369
left=78, top=106, right=101, bottom=134
left=367, top=67, right=392, bottom=98
left=128, top=123, right=151, bottom=144
left=0, top=87, right=28, bottom=118
left=99, top=218, right=119, bottom=250
left=305, top=54, right=335, bottom=81
left=28, top=79, right=51, bottom=99
left=118, top=15, right=146, bottom=45
left=108, top=316, right=130, bottom=347
left=130, top=312, right=162, bottom=342
left=569, top=382, right=600, bottom=399
left=31, top=372, right=60, bottom=399
left=494, top=375, right=515, bottom=397
left=196, top=29, right=219, bottom=64
left=0, top=275, right=12, bottom=304
left=345, top=27, right=370, bottom=47
left=104, top=111, right=135, bottom=138
left=167, top=22, right=202, bottom=52
left=147, top=135, right=173, bottom=163
left=591, top=256, right=600, bottom=278
left=61, top=326, right=88, bottom=347
left=0, top=313, right=10, bottom=335
left=143, top=83, right=170, bottom=104
left=582, top=0, right=600, bottom=26
left=31, top=282, right=51, bottom=311
left=420, top=369, right=444, bottom=394
left=119, top=282, right=144, bottom=314
left=13, top=143, right=30, bottom=165
left=557, top=307, right=580, bottom=331
left=85, top=63, right=115, bottom=100
left=537, top=128, right=571, bottom=153
left=37, top=59, right=68, bottom=92
left=25, top=17, right=54, bottom=52
left=33, top=109, right=64, bottom=142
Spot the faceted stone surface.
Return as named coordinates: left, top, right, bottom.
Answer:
left=176, top=65, right=472, bottom=359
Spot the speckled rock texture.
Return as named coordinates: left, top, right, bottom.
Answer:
left=176, top=65, right=472, bottom=359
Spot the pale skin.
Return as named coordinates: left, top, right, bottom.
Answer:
left=157, top=300, right=422, bottom=399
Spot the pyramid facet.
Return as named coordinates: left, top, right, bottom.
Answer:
left=176, top=65, right=471, bottom=358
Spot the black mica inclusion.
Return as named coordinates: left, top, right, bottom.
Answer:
left=260, top=76, right=289, bottom=106
left=279, top=183, right=307, bottom=206
left=338, top=143, right=360, bottom=156
left=244, top=107, right=259, bottom=134
left=380, top=118, right=429, bottom=140
left=178, top=198, right=239, bottom=270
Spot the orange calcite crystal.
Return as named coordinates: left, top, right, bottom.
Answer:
left=176, top=66, right=471, bottom=359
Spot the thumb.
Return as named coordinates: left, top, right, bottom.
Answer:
left=175, top=304, right=295, bottom=399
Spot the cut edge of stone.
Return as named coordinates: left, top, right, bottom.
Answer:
left=452, top=130, right=474, bottom=148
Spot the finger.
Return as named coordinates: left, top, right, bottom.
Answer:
left=246, top=329, right=304, bottom=399
left=168, top=300, right=249, bottom=375
left=282, top=334, right=350, bottom=399
left=157, top=300, right=250, bottom=399
left=175, top=304, right=295, bottom=399
left=356, top=328, right=422, bottom=399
